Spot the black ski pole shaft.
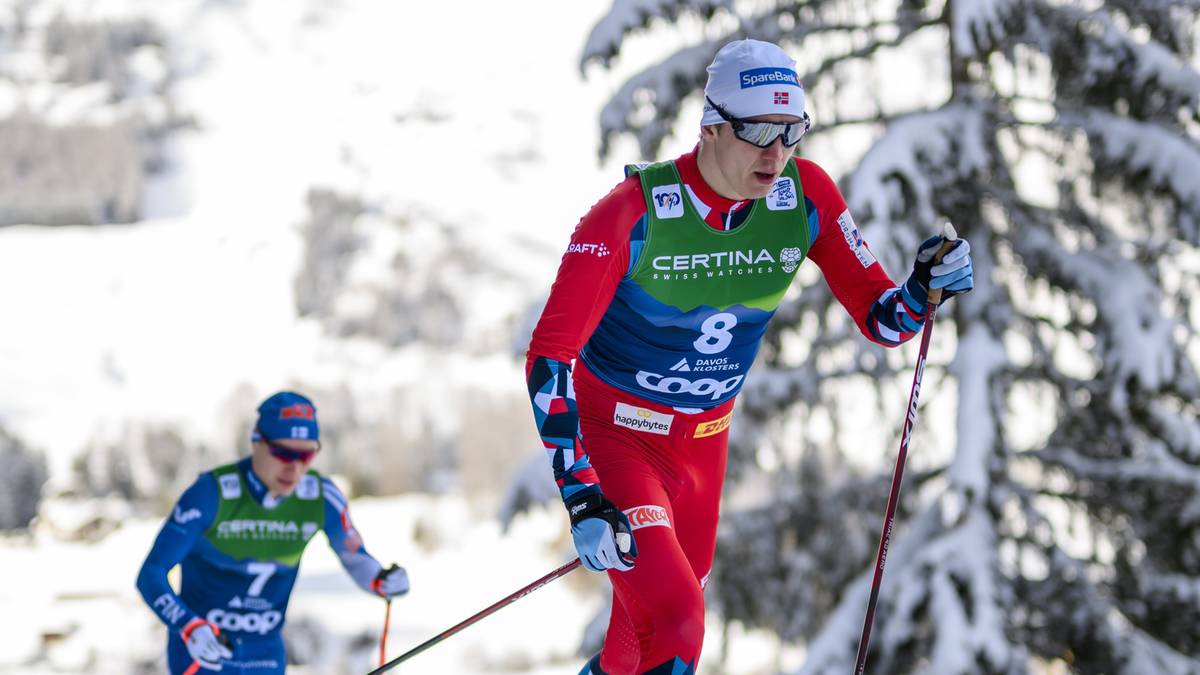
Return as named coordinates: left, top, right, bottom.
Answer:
left=854, top=224, right=957, bottom=674
left=365, top=558, right=582, bottom=674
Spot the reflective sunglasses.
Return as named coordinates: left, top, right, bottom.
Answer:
left=257, top=431, right=320, bottom=463
left=706, top=96, right=811, bottom=148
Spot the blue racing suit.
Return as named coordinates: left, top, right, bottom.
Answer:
left=136, top=458, right=387, bottom=674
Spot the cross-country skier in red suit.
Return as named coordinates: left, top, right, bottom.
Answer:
left=526, top=39, right=974, bottom=675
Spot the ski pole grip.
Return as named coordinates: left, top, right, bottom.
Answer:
left=927, top=222, right=958, bottom=306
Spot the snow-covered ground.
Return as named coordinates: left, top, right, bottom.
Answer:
left=3, top=494, right=600, bottom=674
left=0, top=493, right=787, bottom=674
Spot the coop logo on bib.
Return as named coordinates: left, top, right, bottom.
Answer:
left=635, top=370, right=744, bottom=401
left=206, top=608, right=282, bottom=635
left=652, top=185, right=684, bottom=219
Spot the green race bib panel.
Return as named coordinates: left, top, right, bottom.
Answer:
left=579, top=160, right=809, bottom=408
left=177, top=462, right=325, bottom=637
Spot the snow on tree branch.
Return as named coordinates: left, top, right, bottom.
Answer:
left=881, top=507, right=1013, bottom=673
left=1064, top=111, right=1200, bottom=242
left=1035, top=441, right=1200, bottom=491
left=948, top=322, right=1007, bottom=499
left=951, top=0, right=1023, bottom=59
left=1015, top=227, right=1176, bottom=408
left=1040, top=2, right=1200, bottom=112
left=1082, top=5, right=1200, bottom=104
left=796, top=506, right=942, bottom=675
left=1146, top=400, right=1200, bottom=464
left=581, top=0, right=732, bottom=70
left=844, top=102, right=990, bottom=261
left=1032, top=546, right=1200, bottom=673
left=1104, top=0, right=1200, bottom=57
left=595, top=40, right=722, bottom=159
left=797, top=504, right=1016, bottom=674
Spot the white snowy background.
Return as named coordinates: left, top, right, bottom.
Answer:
left=0, top=1, right=788, bottom=674
left=8, top=1, right=1196, bottom=673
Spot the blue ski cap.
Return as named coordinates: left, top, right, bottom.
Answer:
left=702, top=39, right=806, bottom=125
left=253, top=391, right=319, bottom=442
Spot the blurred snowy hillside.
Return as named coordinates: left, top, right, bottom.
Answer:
left=0, top=0, right=676, bottom=506
left=0, top=2, right=739, bottom=673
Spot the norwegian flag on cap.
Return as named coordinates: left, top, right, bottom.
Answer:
left=701, top=39, right=807, bottom=125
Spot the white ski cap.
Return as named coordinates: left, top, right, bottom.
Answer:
left=701, top=39, right=807, bottom=125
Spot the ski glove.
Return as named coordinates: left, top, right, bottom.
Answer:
left=372, top=563, right=410, bottom=598
left=566, top=492, right=638, bottom=572
left=180, top=618, right=232, bottom=671
left=909, top=235, right=973, bottom=303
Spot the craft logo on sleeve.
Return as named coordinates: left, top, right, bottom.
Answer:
left=566, top=242, right=611, bottom=257
left=173, top=506, right=202, bottom=525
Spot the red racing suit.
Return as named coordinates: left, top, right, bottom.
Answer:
left=526, top=148, right=923, bottom=674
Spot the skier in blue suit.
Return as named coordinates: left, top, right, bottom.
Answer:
left=136, top=392, right=410, bottom=673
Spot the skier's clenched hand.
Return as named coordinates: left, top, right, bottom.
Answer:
left=565, top=492, right=638, bottom=572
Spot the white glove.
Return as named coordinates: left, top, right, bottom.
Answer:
left=181, top=618, right=232, bottom=671
left=372, top=563, right=410, bottom=598
left=566, top=493, right=638, bottom=573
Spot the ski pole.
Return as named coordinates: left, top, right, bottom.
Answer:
left=375, top=562, right=400, bottom=666
left=379, top=598, right=392, bottom=667
left=365, top=558, right=582, bottom=674
left=854, top=223, right=958, bottom=674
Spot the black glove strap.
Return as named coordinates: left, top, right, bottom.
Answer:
left=375, top=562, right=399, bottom=583
left=566, top=493, right=604, bottom=526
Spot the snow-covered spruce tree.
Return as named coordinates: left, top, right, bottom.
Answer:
left=583, top=1, right=1200, bottom=672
